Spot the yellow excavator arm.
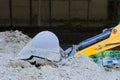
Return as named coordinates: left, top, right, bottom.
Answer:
left=75, top=24, right=120, bottom=56
left=18, top=24, right=120, bottom=62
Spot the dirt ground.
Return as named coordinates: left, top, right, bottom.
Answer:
left=0, top=30, right=120, bottom=80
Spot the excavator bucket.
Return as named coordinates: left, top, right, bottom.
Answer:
left=17, top=31, right=61, bottom=61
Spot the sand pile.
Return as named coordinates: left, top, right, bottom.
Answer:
left=0, top=30, right=120, bottom=80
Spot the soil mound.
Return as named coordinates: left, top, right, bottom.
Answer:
left=0, top=30, right=119, bottom=80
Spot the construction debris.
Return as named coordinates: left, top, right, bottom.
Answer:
left=0, top=30, right=120, bottom=80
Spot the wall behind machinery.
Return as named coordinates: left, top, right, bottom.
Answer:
left=0, top=0, right=110, bottom=27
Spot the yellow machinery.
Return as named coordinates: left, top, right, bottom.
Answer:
left=75, top=24, right=120, bottom=56
left=18, top=24, right=120, bottom=62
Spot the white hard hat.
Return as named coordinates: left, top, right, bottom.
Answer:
left=16, top=31, right=61, bottom=61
